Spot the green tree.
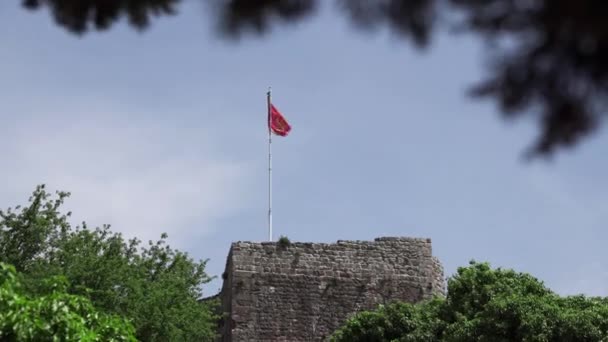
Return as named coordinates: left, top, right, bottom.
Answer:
left=0, top=262, right=136, bottom=341
left=0, top=185, right=218, bottom=341
left=331, top=261, right=608, bottom=342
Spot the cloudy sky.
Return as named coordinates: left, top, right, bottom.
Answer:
left=1, top=2, right=607, bottom=296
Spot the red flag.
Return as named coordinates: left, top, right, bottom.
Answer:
left=268, top=104, right=291, bottom=136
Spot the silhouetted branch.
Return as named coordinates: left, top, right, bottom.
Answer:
left=20, top=0, right=608, bottom=156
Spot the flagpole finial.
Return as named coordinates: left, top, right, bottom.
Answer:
left=267, top=86, right=272, bottom=96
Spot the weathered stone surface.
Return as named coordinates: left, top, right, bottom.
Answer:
left=218, top=237, right=444, bottom=341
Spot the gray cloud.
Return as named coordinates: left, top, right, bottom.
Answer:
left=0, top=100, right=251, bottom=245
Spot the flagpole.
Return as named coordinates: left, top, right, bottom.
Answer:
left=267, top=87, right=273, bottom=242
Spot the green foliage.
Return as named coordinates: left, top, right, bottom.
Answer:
left=0, top=185, right=218, bottom=341
left=0, top=262, right=136, bottom=341
left=331, top=299, right=445, bottom=342
left=0, top=185, right=71, bottom=273
left=331, top=261, right=608, bottom=342
left=277, top=235, right=291, bottom=248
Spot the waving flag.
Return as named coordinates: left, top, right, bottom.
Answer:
left=266, top=89, right=291, bottom=242
left=268, top=104, right=291, bottom=137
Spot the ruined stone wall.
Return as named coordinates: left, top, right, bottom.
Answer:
left=219, top=237, right=444, bottom=342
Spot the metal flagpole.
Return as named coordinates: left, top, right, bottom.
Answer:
left=267, top=87, right=273, bottom=242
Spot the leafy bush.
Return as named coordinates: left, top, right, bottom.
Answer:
left=277, top=235, right=291, bottom=248
left=331, top=261, right=608, bottom=342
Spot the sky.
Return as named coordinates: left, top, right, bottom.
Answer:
left=1, top=2, right=607, bottom=296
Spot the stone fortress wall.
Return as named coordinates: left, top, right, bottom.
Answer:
left=217, top=237, right=445, bottom=341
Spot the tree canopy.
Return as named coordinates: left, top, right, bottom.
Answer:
left=18, top=0, right=608, bottom=157
left=0, top=262, right=137, bottom=341
left=0, top=185, right=218, bottom=341
left=330, top=261, right=608, bottom=341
